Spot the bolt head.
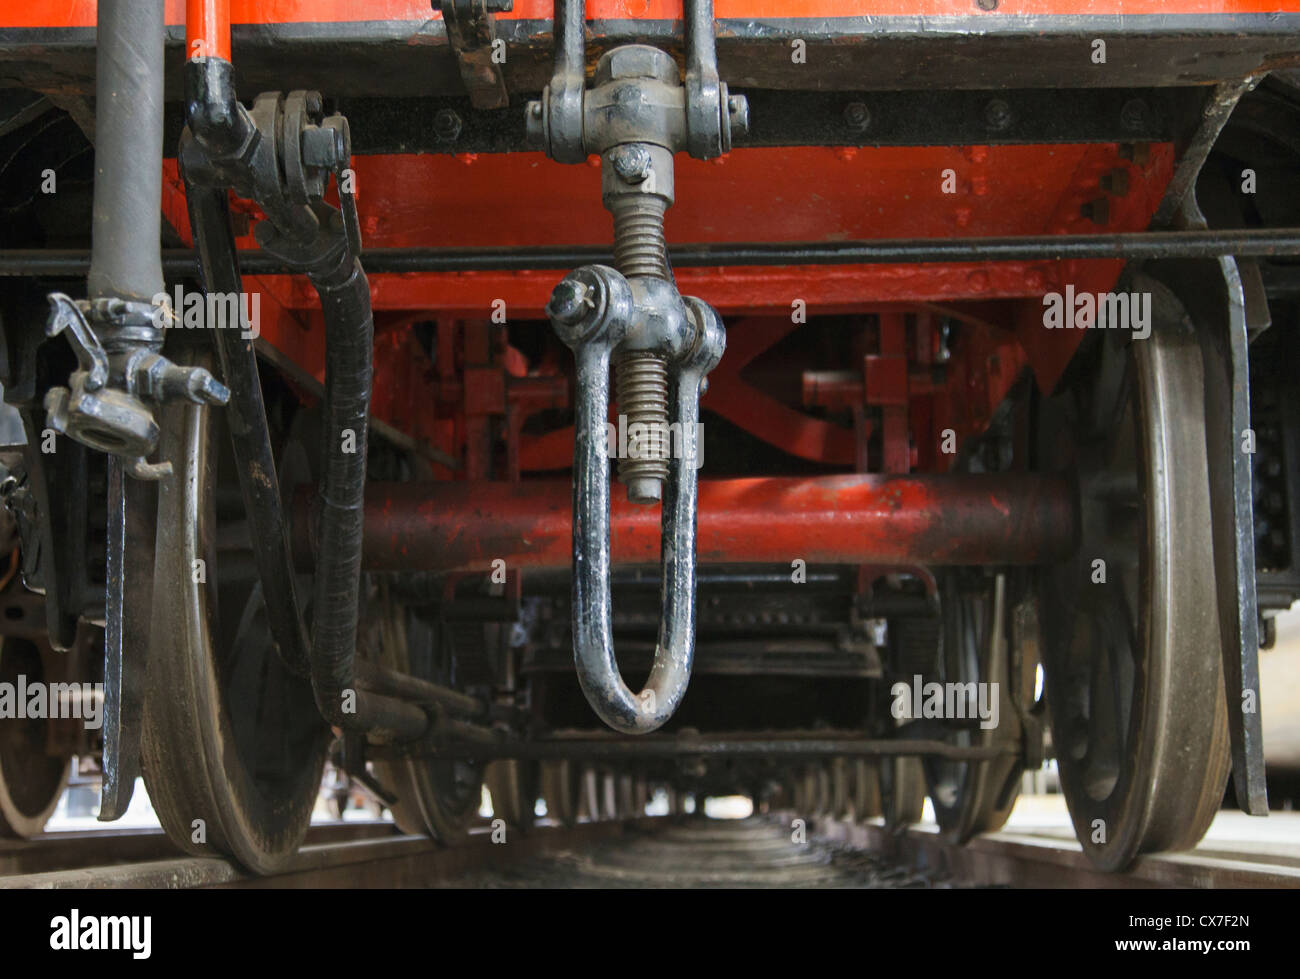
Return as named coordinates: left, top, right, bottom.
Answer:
left=302, top=126, right=342, bottom=168
left=524, top=98, right=546, bottom=146
left=433, top=108, right=463, bottom=142
left=843, top=101, right=870, bottom=132
left=547, top=279, right=591, bottom=325
left=984, top=99, right=1012, bottom=132
left=594, top=45, right=679, bottom=86
left=1120, top=98, right=1150, bottom=134
left=727, top=94, right=750, bottom=139
left=610, top=144, right=652, bottom=183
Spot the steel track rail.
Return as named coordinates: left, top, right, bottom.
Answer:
left=5, top=815, right=1298, bottom=888
left=0, top=819, right=661, bottom=889
left=0, top=821, right=398, bottom=880
left=810, top=816, right=1300, bottom=889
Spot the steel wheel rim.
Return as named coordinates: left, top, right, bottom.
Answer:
left=142, top=381, right=328, bottom=874
left=372, top=603, right=483, bottom=841
left=0, top=637, right=69, bottom=836
left=1040, top=306, right=1231, bottom=871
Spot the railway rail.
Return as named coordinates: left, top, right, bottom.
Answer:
left=2, top=817, right=1296, bottom=890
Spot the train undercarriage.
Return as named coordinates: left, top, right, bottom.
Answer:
left=1, top=0, right=1300, bottom=875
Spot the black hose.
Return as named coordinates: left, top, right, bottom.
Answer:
left=182, top=59, right=425, bottom=740
left=310, top=248, right=372, bottom=715
left=306, top=248, right=427, bottom=737
left=89, top=0, right=165, bottom=304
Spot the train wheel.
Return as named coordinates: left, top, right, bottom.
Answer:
left=141, top=389, right=328, bottom=874
left=923, top=572, right=1031, bottom=843
left=798, top=765, right=829, bottom=817
left=878, top=757, right=926, bottom=831
left=485, top=760, right=537, bottom=831
left=772, top=779, right=790, bottom=813
left=665, top=784, right=688, bottom=817
left=801, top=766, right=817, bottom=815
left=0, top=637, right=69, bottom=837
left=830, top=757, right=852, bottom=819
left=370, top=605, right=484, bottom=842
left=579, top=766, right=603, bottom=821
left=1039, top=297, right=1231, bottom=871
left=851, top=760, right=882, bottom=821
left=616, top=772, right=637, bottom=818
left=599, top=770, right=619, bottom=820
left=540, top=760, right=584, bottom=826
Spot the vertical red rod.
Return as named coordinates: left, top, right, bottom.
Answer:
left=186, top=0, right=231, bottom=62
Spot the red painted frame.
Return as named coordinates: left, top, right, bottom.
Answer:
left=7, top=0, right=1298, bottom=28
left=159, top=136, right=1168, bottom=473
left=26, top=0, right=1224, bottom=485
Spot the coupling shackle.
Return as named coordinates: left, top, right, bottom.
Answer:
left=548, top=267, right=724, bottom=733
left=530, top=2, right=742, bottom=733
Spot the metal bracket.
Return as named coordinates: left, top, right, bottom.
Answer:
left=527, top=5, right=744, bottom=733
left=182, top=82, right=360, bottom=277
left=42, top=294, right=228, bottom=481
left=683, top=0, right=729, bottom=158
left=537, top=0, right=586, bottom=164
left=45, top=293, right=109, bottom=391
left=98, top=457, right=155, bottom=820
left=529, top=0, right=748, bottom=163
left=1152, top=75, right=1262, bottom=229
left=438, top=0, right=512, bottom=110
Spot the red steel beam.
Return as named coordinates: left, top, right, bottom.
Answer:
left=292, top=475, right=1076, bottom=572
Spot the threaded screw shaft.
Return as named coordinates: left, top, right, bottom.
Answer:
left=607, top=160, right=673, bottom=504
left=614, top=352, right=671, bottom=504
left=610, top=195, right=671, bottom=281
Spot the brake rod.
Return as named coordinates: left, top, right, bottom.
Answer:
left=374, top=735, right=1014, bottom=762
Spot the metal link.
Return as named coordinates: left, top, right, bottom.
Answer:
left=529, top=3, right=743, bottom=733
